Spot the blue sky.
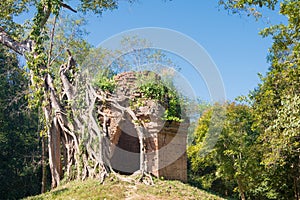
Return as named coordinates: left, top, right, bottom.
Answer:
left=79, top=0, right=286, bottom=101
left=15, top=0, right=286, bottom=101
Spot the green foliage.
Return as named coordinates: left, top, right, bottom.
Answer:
left=215, top=1, right=300, bottom=199
left=188, top=103, right=262, bottom=199
left=249, top=1, right=300, bottom=199
left=0, top=1, right=99, bottom=194
left=0, top=0, right=135, bottom=109
left=262, top=94, right=300, bottom=166
left=138, top=80, right=183, bottom=122
left=139, top=82, right=168, bottom=100
left=219, top=0, right=279, bottom=9
left=0, top=46, right=41, bottom=199
left=79, top=0, right=119, bottom=15
left=218, top=0, right=279, bottom=19
left=93, top=74, right=116, bottom=93
left=0, top=0, right=33, bottom=38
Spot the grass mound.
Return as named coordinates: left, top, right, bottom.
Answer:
left=25, top=176, right=225, bottom=200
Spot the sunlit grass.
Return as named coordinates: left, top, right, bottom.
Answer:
left=25, top=175, right=225, bottom=200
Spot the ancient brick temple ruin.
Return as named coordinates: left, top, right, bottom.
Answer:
left=102, top=71, right=189, bottom=182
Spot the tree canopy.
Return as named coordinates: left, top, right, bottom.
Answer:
left=189, top=0, right=300, bottom=199
left=0, top=0, right=142, bottom=190
left=0, top=0, right=299, bottom=199
left=0, top=46, right=41, bottom=199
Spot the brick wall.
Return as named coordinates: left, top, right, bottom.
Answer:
left=108, top=71, right=188, bottom=182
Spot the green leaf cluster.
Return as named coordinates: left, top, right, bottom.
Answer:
left=188, top=103, right=261, bottom=199
left=93, top=75, right=116, bottom=93
left=190, top=1, right=300, bottom=199
left=138, top=80, right=182, bottom=122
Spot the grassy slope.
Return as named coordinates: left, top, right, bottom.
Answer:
left=25, top=176, right=225, bottom=200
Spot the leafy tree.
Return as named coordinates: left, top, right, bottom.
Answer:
left=1, top=0, right=180, bottom=191
left=188, top=103, right=261, bottom=199
left=0, top=46, right=41, bottom=199
left=219, top=0, right=300, bottom=199
left=0, top=0, right=137, bottom=189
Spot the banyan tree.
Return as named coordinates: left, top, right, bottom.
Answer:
left=0, top=0, right=188, bottom=189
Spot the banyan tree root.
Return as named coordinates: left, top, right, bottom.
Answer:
left=92, top=87, right=155, bottom=186
left=0, top=17, right=156, bottom=188
left=110, top=170, right=154, bottom=186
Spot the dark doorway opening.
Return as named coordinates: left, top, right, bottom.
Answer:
left=110, top=120, right=140, bottom=175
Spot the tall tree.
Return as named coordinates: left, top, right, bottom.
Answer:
left=0, top=0, right=135, bottom=189
left=188, top=103, right=260, bottom=199
left=0, top=46, right=40, bottom=199
left=1, top=0, right=180, bottom=190
left=220, top=0, right=300, bottom=199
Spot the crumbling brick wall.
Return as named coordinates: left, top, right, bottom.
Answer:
left=106, top=71, right=188, bottom=182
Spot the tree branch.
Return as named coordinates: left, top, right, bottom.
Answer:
left=47, top=15, right=58, bottom=68
left=61, top=2, right=77, bottom=13
left=0, top=27, right=31, bottom=55
left=39, top=3, right=52, bottom=30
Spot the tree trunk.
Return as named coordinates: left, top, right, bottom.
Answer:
left=294, top=176, right=299, bottom=200
left=41, top=135, right=47, bottom=193
left=237, top=178, right=246, bottom=200
left=294, top=155, right=300, bottom=200
left=47, top=117, right=62, bottom=188
left=0, top=26, right=151, bottom=188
